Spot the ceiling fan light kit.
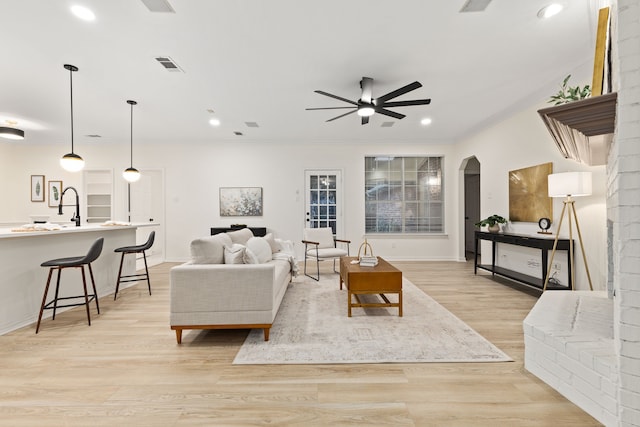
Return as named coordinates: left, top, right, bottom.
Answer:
left=357, top=106, right=375, bottom=117
left=306, top=77, right=431, bottom=125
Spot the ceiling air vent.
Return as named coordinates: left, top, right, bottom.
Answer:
left=245, top=122, right=259, bottom=128
left=155, top=56, right=183, bottom=72
left=234, top=131, right=243, bottom=136
left=140, top=0, right=175, bottom=13
left=381, top=122, right=394, bottom=128
left=459, top=0, right=492, bottom=12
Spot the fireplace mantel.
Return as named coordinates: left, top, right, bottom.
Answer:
left=538, top=92, right=617, bottom=166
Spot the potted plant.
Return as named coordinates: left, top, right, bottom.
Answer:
left=475, top=214, right=507, bottom=233
left=548, top=74, right=591, bottom=105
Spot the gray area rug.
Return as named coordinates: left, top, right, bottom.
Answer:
left=233, top=276, right=512, bottom=364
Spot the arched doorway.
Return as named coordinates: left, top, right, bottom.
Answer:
left=463, top=156, right=480, bottom=260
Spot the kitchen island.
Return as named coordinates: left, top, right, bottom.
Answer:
left=0, top=223, right=157, bottom=335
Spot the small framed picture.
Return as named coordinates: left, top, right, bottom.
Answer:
left=31, top=175, right=45, bottom=202
left=48, top=181, right=63, bottom=208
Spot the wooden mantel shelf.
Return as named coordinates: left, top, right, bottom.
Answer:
left=537, top=92, right=617, bottom=165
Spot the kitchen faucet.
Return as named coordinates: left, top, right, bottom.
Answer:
left=58, top=186, right=81, bottom=226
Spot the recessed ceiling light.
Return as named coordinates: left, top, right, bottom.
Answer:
left=71, top=5, right=96, bottom=21
left=537, top=3, right=564, bottom=19
left=209, top=118, right=220, bottom=127
left=421, top=118, right=433, bottom=126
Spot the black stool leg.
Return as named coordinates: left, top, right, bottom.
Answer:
left=36, top=268, right=54, bottom=334
left=142, top=251, right=151, bottom=295
left=52, top=267, right=63, bottom=320
left=87, top=263, right=100, bottom=314
left=114, top=252, right=125, bottom=300
left=80, top=266, right=91, bottom=326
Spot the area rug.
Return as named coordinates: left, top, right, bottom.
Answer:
left=233, top=276, right=512, bottom=364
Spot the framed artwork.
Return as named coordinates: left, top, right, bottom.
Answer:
left=31, top=175, right=45, bottom=202
left=508, top=162, right=553, bottom=222
left=48, top=181, right=63, bottom=208
left=591, top=7, right=611, bottom=96
left=220, top=187, right=263, bottom=216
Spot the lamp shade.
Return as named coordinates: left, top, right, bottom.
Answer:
left=123, top=167, right=141, bottom=182
left=548, top=171, right=592, bottom=197
left=0, top=127, right=24, bottom=140
left=60, top=152, right=85, bottom=172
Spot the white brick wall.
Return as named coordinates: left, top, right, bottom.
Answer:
left=611, top=1, right=640, bottom=426
left=524, top=291, right=617, bottom=426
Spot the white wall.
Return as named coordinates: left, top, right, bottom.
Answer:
left=454, top=103, right=607, bottom=291
left=1, top=140, right=459, bottom=263
left=1, top=100, right=607, bottom=291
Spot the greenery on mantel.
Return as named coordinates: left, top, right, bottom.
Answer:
left=548, top=74, right=591, bottom=105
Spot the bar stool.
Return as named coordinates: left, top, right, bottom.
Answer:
left=113, top=231, right=155, bottom=300
left=36, top=237, right=104, bottom=333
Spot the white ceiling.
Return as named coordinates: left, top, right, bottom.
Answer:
left=1, top=0, right=601, bottom=146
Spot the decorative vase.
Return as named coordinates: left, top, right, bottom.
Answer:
left=488, top=224, right=500, bottom=233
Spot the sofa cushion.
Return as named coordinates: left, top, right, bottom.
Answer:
left=224, top=243, right=246, bottom=264
left=246, top=237, right=273, bottom=264
left=190, top=236, right=226, bottom=264
left=227, top=228, right=254, bottom=245
left=263, top=233, right=281, bottom=253
left=216, top=233, right=233, bottom=247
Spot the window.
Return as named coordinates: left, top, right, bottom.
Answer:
left=365, top=156, right=443, bottom=234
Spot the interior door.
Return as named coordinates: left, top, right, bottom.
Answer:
left=304, top=170, right=343, bottom=236
left=127, top=169, right=164, bottom=267
left=465, top=173, right=480, bottom=257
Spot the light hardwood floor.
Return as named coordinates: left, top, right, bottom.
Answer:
left=0, top=261, right=602, bottom=426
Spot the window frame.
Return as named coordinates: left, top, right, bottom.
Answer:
left=364, top=156, right=444, bottom=235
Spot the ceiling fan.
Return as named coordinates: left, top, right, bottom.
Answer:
left=306, top=77, right=431, bottom=125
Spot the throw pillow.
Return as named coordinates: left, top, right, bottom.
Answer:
left=243, top=247, right=259, bottom=264
left=227, top=228, right=254, bottom=245
left=190, top=236, right=225, bottom=264
left=224, top=243, right=246, bottom=264
left=263, top=233, right=281, bottom=253
left=246, top=237, right=273, bottom=264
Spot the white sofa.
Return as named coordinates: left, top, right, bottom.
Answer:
left=170, top=228, right=296, bottom=343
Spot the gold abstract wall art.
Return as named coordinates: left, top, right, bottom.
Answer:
left=508, top=162, right=553, bottom=222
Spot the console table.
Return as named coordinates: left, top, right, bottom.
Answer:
left=474, top=231, right=573, bottom=291
left=210, top=226, right=267, bottom=237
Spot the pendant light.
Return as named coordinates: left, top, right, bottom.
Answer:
left=0, top=126, right=24, bottom=140
left=123, top=100, right=140, bottom=182
left=60, top=64, right=85, bottom=172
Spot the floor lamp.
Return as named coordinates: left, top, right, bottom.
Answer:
left=543, top=171, right=594, bottom=291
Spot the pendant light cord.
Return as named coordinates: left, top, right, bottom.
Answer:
left=130, top=102, right=134, bottom=168
left=69, top=67, right=74, bottom=154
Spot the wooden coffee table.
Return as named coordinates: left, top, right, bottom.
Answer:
left=339, top=256, right=403, bottom=317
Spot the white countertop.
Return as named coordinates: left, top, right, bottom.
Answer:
left=0, top=222, right=158, bottom=239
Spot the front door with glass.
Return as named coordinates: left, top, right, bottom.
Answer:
left=304, top=170, right=342, bottom=235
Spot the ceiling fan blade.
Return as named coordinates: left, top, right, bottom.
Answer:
left=306, top=106, right=358, bottom=110
left=376, top=108, right=406, bottom=120
left=327, top=109, right=357, bottom=122
left=361, top=115, right=370, bottom=125
left=375, top=81, right=422, bottom=103
left=360, top=77, right=373, bottom=103
left=314, top=90, right=358, bottom=106
left=382, top=99, right=431, bottom=108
